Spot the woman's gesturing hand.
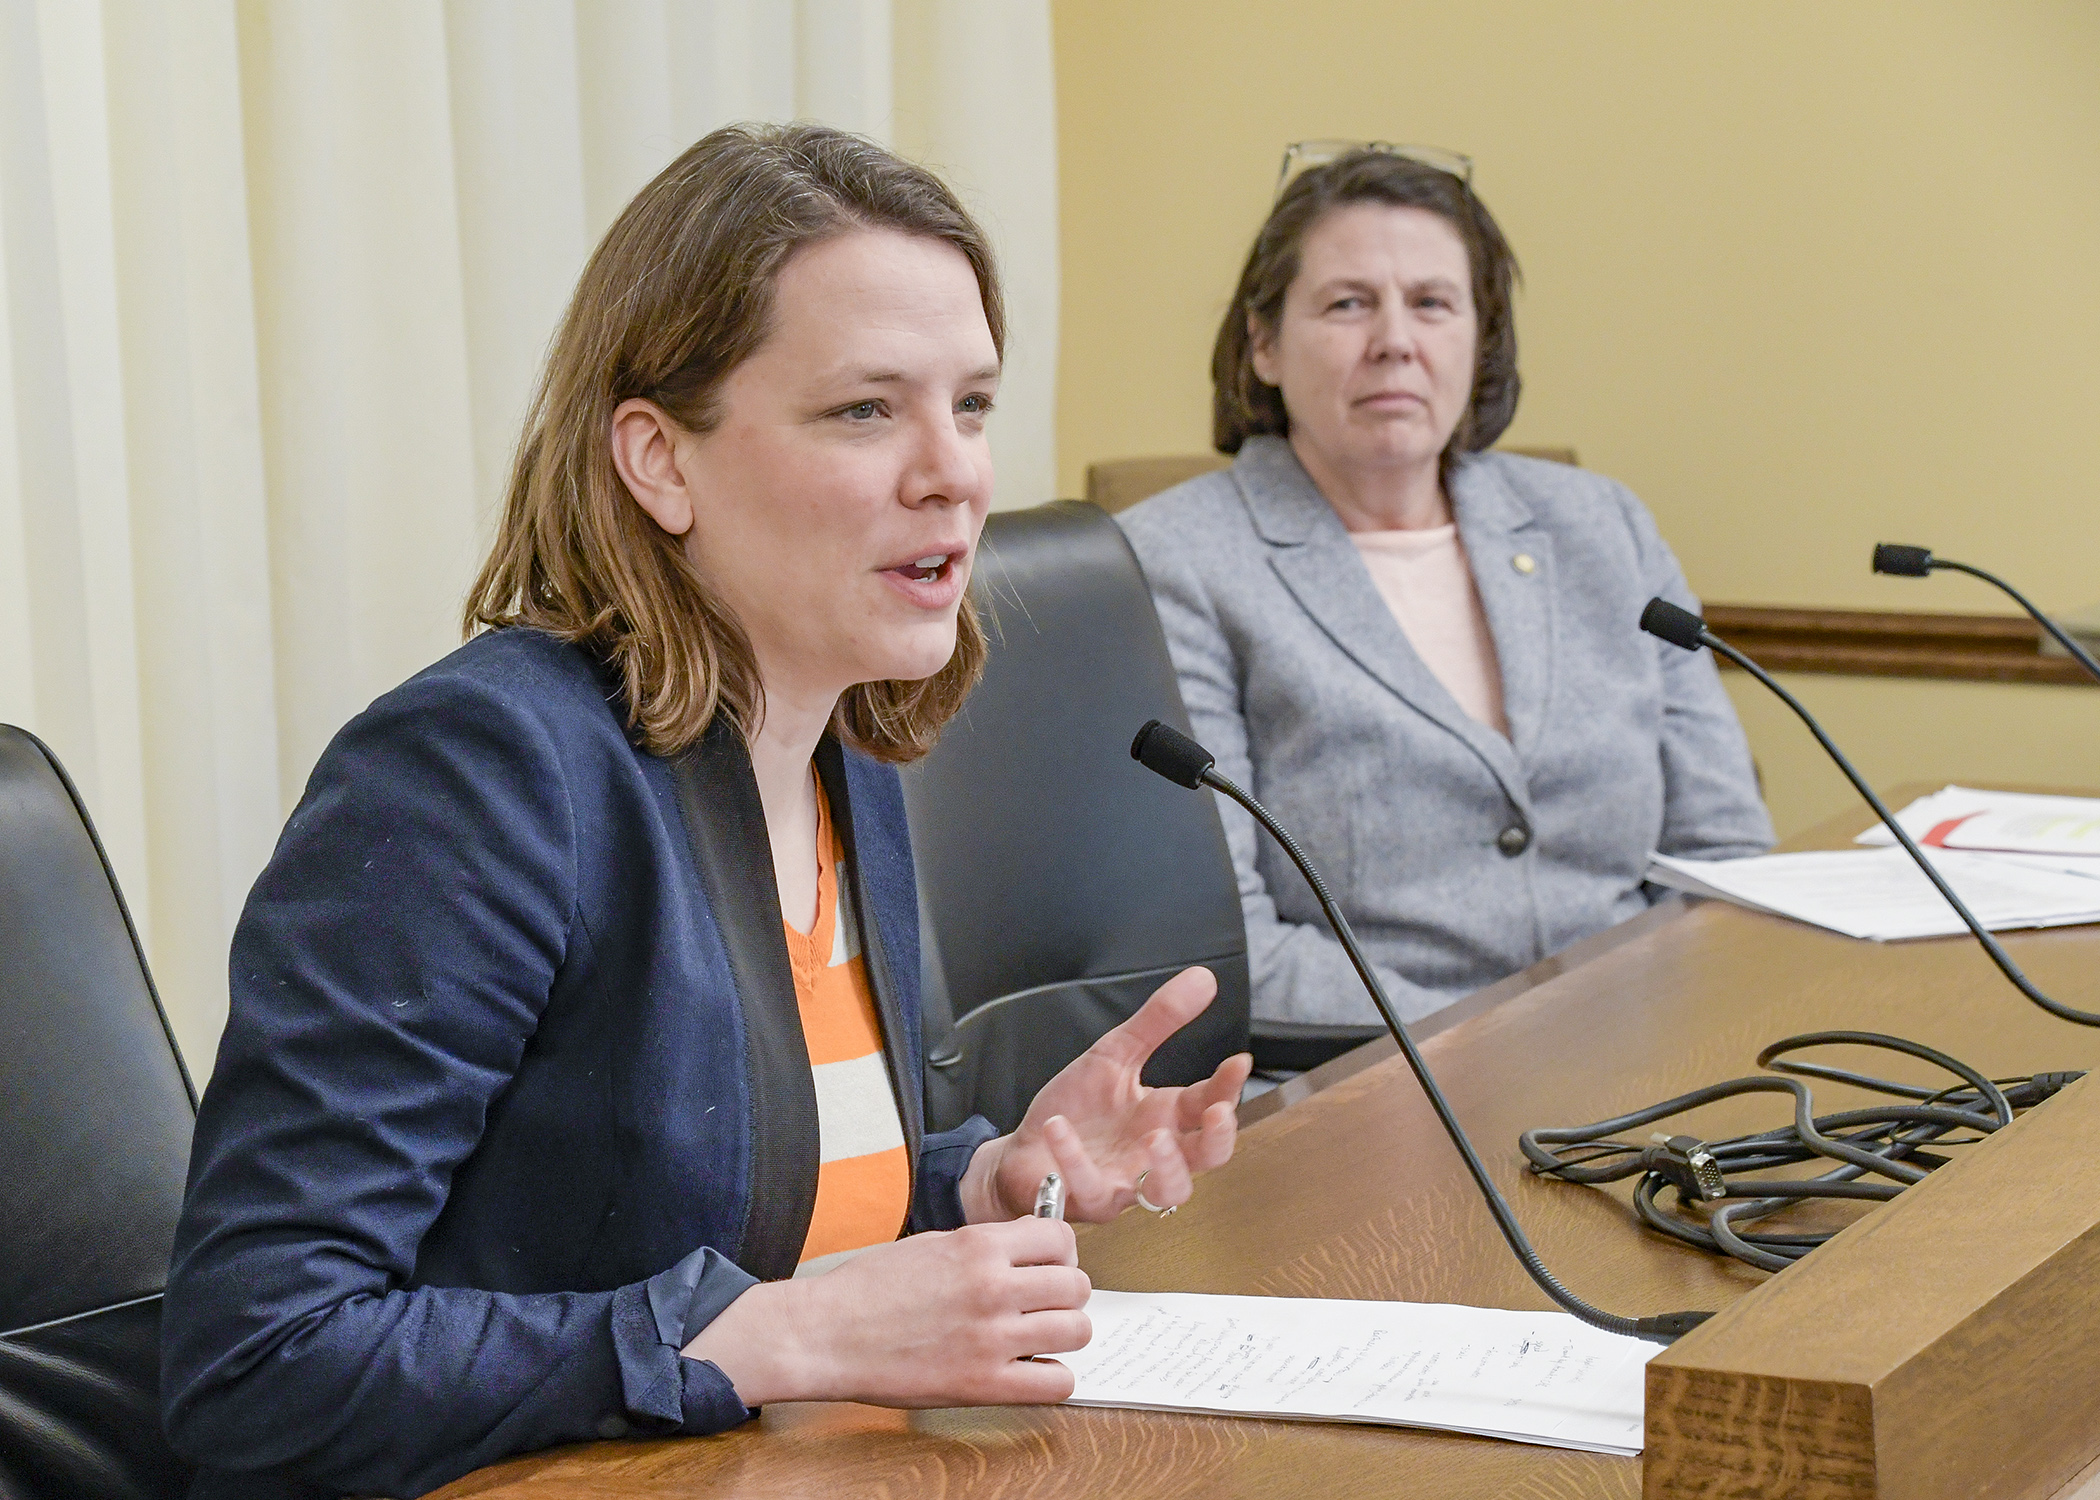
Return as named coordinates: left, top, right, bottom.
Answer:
left=684, top=968, right=1243, bottom=1410
left=682, top=1218, right=1090, bottom=1408
left=962, top=966, right=1253, bottom=1224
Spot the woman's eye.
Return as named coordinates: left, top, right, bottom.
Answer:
left=842, top=400, right=882, bottom=421
left=957, top=394, right=995, bottom=416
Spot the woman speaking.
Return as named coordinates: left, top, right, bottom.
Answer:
left=1119, top=144, right=1773, bottom=1035
left=160, top=125, right=1248, bottom=1500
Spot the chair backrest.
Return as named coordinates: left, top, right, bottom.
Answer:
left=902, top=503, right=1250, bottom=1132
left=1085, top=445, right=1580, bottom=515
left=0, top=726, right=196, bottom=1500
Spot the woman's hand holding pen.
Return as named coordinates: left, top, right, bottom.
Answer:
left=683, top=1218, right=1090, bottom=1406
left=960, top=965, right=1252, bottom=1224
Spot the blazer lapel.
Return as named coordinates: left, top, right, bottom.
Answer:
left=816, top=739, right=926, bottom=1177
left=1235, top=437, right=1531, bottom=804
left=669, top=719, right=818, bottom=1282
left=1452, top=457, right=1555, bottom=763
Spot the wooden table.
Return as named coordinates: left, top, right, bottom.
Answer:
left=434, top=799, right=2100, bottom=1499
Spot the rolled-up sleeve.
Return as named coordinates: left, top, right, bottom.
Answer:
left=913, top=1117, right=1001, bottom=1229
left=161, top=671, right=758, bottom=1499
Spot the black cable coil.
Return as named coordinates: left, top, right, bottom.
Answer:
left=1520, top=1031, right=2084, bottom=1273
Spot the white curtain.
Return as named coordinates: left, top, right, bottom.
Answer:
left=0, top=0, right=1060, bottom=1078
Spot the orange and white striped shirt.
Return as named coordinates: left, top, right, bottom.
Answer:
left=783, top=786, right=910, bottom=1270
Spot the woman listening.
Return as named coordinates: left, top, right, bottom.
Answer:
left=161, top=124, right=1248, bottom=1500
left=1118, top=144, right=1773, bottom=1036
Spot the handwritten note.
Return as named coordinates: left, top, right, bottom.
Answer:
left=1062, top=1290, right=1654, bottom=1455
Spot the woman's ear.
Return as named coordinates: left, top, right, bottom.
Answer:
left=1247, top=313, right=1280, bottom=388
left=609, top=398, right=695, bottom=537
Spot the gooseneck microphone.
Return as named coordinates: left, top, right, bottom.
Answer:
left=1639, top=598, right=2100, bottom=1027
left=1130, top=718, right=1713, bottom=1344
left=1872, top=543, right=2100, bottom=685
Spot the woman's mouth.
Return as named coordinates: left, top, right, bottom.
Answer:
left=890, top=553, right=952, bottom=584
left=878, top=548, right=969, bottom=607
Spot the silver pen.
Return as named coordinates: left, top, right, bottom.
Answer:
left=1033, top=1171, right=1065, bottom=1221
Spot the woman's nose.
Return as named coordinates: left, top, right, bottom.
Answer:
left=902, top=412, right=988, bottom=508
left=1366, top=306, right=1417, bottom=364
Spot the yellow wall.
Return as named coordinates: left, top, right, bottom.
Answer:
left=1053, top=1, right=2100, bottom=835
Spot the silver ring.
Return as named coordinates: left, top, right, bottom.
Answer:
left=1133, top=1170, right=1177, bottom=1217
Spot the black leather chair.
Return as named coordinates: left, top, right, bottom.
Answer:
left=0, top=726, right=196, bottom=1500
left=902, top=502, right=1251, bottom=1133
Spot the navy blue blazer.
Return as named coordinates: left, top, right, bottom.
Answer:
left=160, top=630, right=996, bottom=1499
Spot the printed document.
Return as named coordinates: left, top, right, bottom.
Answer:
left=1854, top=785, right=2100, bottom=877
left=1063, top=1290, right=1654, bottom=1456
left=1645, top=847, right=2100, bottom=941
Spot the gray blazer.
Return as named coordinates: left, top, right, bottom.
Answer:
left=1118, top=436, right=1774, bottom=1026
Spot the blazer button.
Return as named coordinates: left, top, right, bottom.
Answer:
left=1497, top=824, right=1531, bottom=857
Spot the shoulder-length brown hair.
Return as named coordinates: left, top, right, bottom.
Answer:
left=1212, top=150, right=1521, bottom=482
left=464, top=122, right=1003, bottom=763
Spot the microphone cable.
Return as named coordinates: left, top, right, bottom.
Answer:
left=1131, top=718, right=1713, bottom=1345
left=1641, top=598, right=2100, bottom=1028
left=1522, top=1030, right=2083, bottom=1273
left=1872, top=543, right=2100, bottom=685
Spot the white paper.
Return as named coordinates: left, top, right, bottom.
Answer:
left=1855, top=786, right=2100, bottom=876
left=1062, top=1289, right=1654, bottom=1456
left=1646, top=847, right=2100, bottom=941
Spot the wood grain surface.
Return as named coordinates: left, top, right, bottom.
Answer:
left=1701, top=604, right=2096, bottom=687
left=430, top=794, right=2100, bottom=1500
left=1645, top=1070, right=2100, bottom=1499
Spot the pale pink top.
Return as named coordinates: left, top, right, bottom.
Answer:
left=1350, top=524, right=1509, bottom=736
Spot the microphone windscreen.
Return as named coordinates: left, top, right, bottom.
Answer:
left=1872, top=543, right=1934, bottom=577
left=1640, top=598, right=1709, bottom=652
left=1130, top=719, right=1215, bottom=789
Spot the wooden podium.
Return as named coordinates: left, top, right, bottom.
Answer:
left=1646, top=1071, right=2100, bottom=1498
left=434, top=798, right=2100, bottom=1500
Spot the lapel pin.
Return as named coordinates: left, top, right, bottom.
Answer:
left=1512, top=553, right=1537, bottom=575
